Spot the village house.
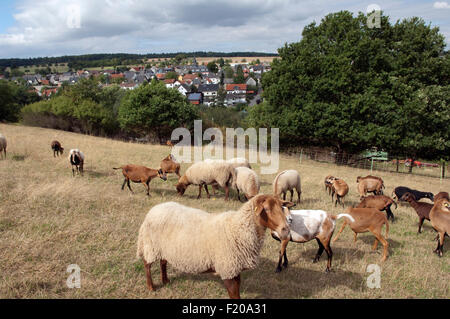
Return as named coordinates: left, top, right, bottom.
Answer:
left=197, top=84, right=219, bottom=106
left=187, top=92, right=203, bottom=105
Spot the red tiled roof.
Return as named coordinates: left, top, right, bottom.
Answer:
left=164, top=79, right=175, bottom=84
left=111, top=73, right=124, bottom=78
left=156, top=73, right=165, bottom=79
left=226, top=84, right=247, bottom=91
left=183, top=74, right=198, bottom=80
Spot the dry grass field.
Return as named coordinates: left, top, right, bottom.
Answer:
left=145, top=56, right=277, bottom=65
left=0, top=123, right=448, bottom=299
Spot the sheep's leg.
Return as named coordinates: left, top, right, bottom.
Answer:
left=332, top=221, right=347, bottom=243
left=313, top=238, right=325, bottom=263
left=197, top=185, right=202, bottom=199
left=353, top=232, right=358, bottom=242
left=276, top=239, right=289, bottom=273
left=282, top=192, right=286, bottom=200
left=297, top=188, right=301, bottom=204
left=386, top=206, right=394, bottom=222
left=160, top=260, right=170, bottom=284
left=127, top=179, right=133, bottom=193
left=144, top=181, right=150, bottom=196
left=289, top=189, right=294, bottom=202
left=372, top=238, right=379, bottom=250
left=418, top=217, right=425, bottom=233
left=72, top=166, right=75, bottom=177
left=341, top=196, right=345, bottom=208
left=121, top=178, right=127, bottom=190
left=438, top=233, right=444, bottom=257
left=224, top=184, right=230, bottom=201
left=144, top=260, right=154, bottom=291
left=223, top=274, right=241, bottom=299
left=324, top=242, right=333, bottom=273
left=373, top=230, right=389, bottom=262
left=211, top=184, right=218, bottom=195
left=434, top=236, right=441, bottom=254
left=236, top=189, right=242, bottom=202
left=204, top=184, right=210, bottom=199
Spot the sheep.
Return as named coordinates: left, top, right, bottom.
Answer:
left=400, top=192, right=434, bottom=233
left=273, top=170, right=301, bottom=203
left=357, top=195, right=397, bottom=222
left=324, top=175, right=336, bottom=195
left=434, top=192, right=449, bottom=202
left=429, top=198, right=450, bottom=257
left=176, top=160, right=236, bottom=201
left=0, top=133, right=7, bottom=159
left=136, top=194, right=291, bottom=299
left=332, top=207, right=390, bottom=262
left=234, top=167, right=260, bottom=201
left=271, top=209, right=354, bottom=273
left=204, top=157, right=251, bottom=195
left=356, top=175, right=384, bottom=199
left=392, top=186, right=434, bottom=202
left=51, top=140, right=64, bottom=157
left=160, top=154, right=181, bottom=178
left=329, top=177, right=349, bottom=208
left=113, top=164, right=167, bottom=196
left=68, top=149, right=84, bottom=176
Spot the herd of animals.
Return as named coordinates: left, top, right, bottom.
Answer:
left=0, top=133, right=449, bottom=299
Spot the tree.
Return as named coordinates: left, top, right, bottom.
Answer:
left=207, top=61, right=218, bottom=73
left=248, top=10, right=449, bottom=163
left=165, top=71, right=178, bottom=80
left=233, top=65, right=245, bottom=84
left=118, top=80, right=198, bottom=142
left=224, top=66, right=234, bottom=79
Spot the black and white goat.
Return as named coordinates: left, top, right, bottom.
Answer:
left=69, top=149, right=84, bottom=176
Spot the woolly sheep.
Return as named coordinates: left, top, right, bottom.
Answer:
left=273, top=169, right=301, bottom=203
left=69, top=149, right=84, bottom=176
left=204, top=157, right=252, bottom=169
left=234, top=167, right=260, bottom=201
left=176, top=160, right=237, bottom=200
left=0, top=133, right=7, bottom=159
left=136, top=194, right=291, bottom=298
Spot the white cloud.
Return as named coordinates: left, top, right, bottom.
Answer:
left=433, top=1, right=450, bottom=9
left=0, top=0, right=448, bottom=58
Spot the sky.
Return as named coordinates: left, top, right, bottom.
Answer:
left=0, top=0, right=449, bottom=59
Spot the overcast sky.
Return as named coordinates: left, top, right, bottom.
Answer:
left=0, top=0, right=449, bottom=58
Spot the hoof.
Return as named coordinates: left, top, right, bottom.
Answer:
left=325, top=268, right=331, bottom=273
left=312, top=258, right=319, bottom=264
left=275, top=267, right=282, bottom=273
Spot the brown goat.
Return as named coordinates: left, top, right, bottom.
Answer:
left=160, top=154, right=181, bottom=177
left=357, top=195, right=397, bottom=222
left=330, top=177, right=349, bottom=208
left=332, top=207, right=389, bottom=262
left=324, top=175, right=335, bottom=195
left=51, top=140, right=64, bottom=157
left=434, top=192, right=449, bottom=202
left=113, top=164, right=167, bottom=196
left=166, top=140, right=174, bottom=147
left=429, top=198, right=450, bottom=257
left=356, top=175, right=384, bottom=199
left=400, top=192, right=434, bottom=233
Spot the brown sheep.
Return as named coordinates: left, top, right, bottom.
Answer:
left=113, top=164, right=167, bottom=196
left=356, top=175, right=384, bottom=199
left=324, top=175, right=335, bottom=195
left=400, top=192, right=434, bottom=233
left=69, top=149, right=84, bottom=177
left=330, top=177, right=349, bottom=208
left=332, top=207, right=389, bottom=262
left=357, top=195, right=397, bottom=222
left=160, top=154, right=181, bottom=177
left=429, top=198, right=450, bottom=257
left=434, top=192, right=449, bottom=202
left=51, top=140, right=64, bottom=157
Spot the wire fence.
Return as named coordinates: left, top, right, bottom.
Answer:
left=283, top=147, right=448, bottom=180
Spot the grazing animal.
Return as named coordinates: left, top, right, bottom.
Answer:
left=0, top=133, right=7, bottom=159
left=166, top=140, right=174, bottom=147
left=204, top=158, right=251, bottom=195
left=434, top=192, right=449, bottom=202
left=392, top=186, right=434, bottom=202
left=356, top=175, right=384, bottom=199
left=113, top=164, right=167, bottom=196
left=136, top=194, right=291, bottom=299
left=324, top=175, right=336, bottom=195
left=51, top=140, right=64, bottom=157
left=68, top=149, right=84, bottom=176
left=400, top=192, right=434, bottom=233
left=176, top=161, right=236, bottom=201
left=272, top=208, right=354, bottom=273
left=357, top=195, right=397, bottom=222
left=234, top=167, right=260, bottom=201
left=330, top=177, right=349, bottom=208
left=160, top=154, right=181, bottom=178
left=333, top=207, right=390, bottom=262
left=273, top=170, right=302, bottom=203
left=429, top=198, right=450, bottom=257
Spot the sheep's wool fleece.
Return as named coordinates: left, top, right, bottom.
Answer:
left=137, top=198, right=266, bottom=280
left=235, top=167, right=260, bottom=197
left=185, top=161, right=234, bottom=187
left=273, top=170, right=301, bottom=194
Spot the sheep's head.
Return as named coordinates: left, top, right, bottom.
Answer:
left=175, top=182, right=187, bottom=196
left=400, top=192, right=416, bottom=202
left=435, top=199, right=450, bottom=213
left=157, top=169, right=167, bottom=181
left=252, top=195, right=291, bottom=241
left=425, top=192, right=434, bottom=201
left=356, top=176, right=361, bottom=183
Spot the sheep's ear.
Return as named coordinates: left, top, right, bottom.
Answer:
left=254, top=195, right=269, bottom=216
